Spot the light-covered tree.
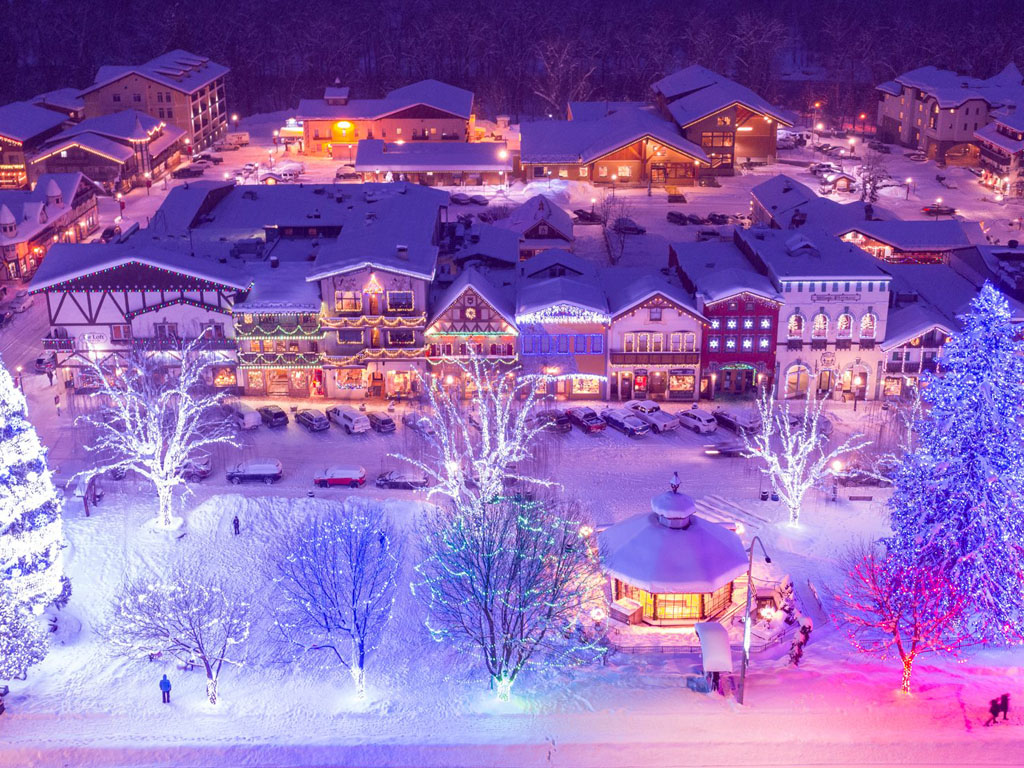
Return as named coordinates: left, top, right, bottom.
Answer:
left=107, top=569, right=251, bottom=704
left=744, top=389, right=869, bottom=525
left=832, top=542, right=968, bottom=693
left=0, top=587, right=48, bottom=680
left=272, top=500, right=402, bottom=697
left=76, top=333, right=237, bottom=528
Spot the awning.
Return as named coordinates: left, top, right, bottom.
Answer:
left=695, top=621, right=733, bottom=672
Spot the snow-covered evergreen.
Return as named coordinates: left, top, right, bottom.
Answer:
left=888, top=282, right=1024, bottom=638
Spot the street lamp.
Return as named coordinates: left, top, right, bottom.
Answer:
left=738, top=536, right=772, bottom=705
left=15, top=365, right=23, bottom=391
left=830, top=459, right=843, bottom=502
left=848, top=137, right=856, bottom=158
left=905, top=177, right=913, bottom=200
left=611, top=173, right=617, bottom=198
left=853, top=375, right=863, bottom=412
left=590, top=196, right=597, bottom=214
left=814, top=122, right=824, bottom=148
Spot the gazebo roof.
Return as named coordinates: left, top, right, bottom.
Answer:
left=599, top=495, right=748, bottom=593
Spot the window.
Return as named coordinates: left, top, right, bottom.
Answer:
left=717, top=115, right=732, bottom=126
left=726, top=318, right=738, bottom=330
left=649, top=307, right=662, bottom=322
left=742, top=336, right=753, bottom=350
left=537, top=223, right=549, bottom=236
left=166, top=108, right=173, bottom=118
left=624, top=333, right=635, bottom=353
left=335, top=290, right=361, bottom=312
left=579, top=167, right=588, bottom=178
left=574, top=334, right=586, bottom=353
left=154, top=322, right=177, bottom=338
left=759, top=316, right=772, bottom=330
left=158, top=108, right=165, bottom=119
left=758, top=336, right=771, bottom=350
left=387, top=329, right=415, bottom=345
left=836, top=313, right=853, bottom=338
left=157, top=93, right=164, bottom=103
left=669, top=332, right=683, bottom=352
left=111, top=324, right=131, bottom=341
left=520, top=335, right=536, bottom=354
left=787, top=314, right=804, bottom=339
left=249, top=340, right=261, bottom=353
left=132, top=93, right=141, bottom=103
left=617, top=166, right=631, bottom=178
left=651, top=333, right=664, bottom=352
left=742, top=317, right=754, bottom=330
left=710, top=319, right=721, bottom=329
left=558, top=168, right=568, bottom=178
left=701, top=131, right=734, bottom=148
left=60, top=150, right=67, bottom=158
left=708, top=336, right=721, bottom=350
left=557, top=335, right=569, bottom=353
left=200, top=322, right=224, bottom=339
left=589, top=335, right=604, bottom=354
left=860, top=313, right=877, bottom=339
left=113, top=93, right=121, bottom=103
left=683, top=332, right=696, bottom=352
left=598, top=165, right=608, bottom=178
left=725, top=336, right=737, bottom=351
left=387, top=291, right=414, bottom=312
left=636, top=333, right=649, bottom=353
left=812, top=313, right=828, bottom=339
left=337, top=329, right=363, bottom=344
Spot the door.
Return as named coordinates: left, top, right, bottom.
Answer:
left=786, top=366, right=810, bottom=398
left=369, top=294, right=381, bottom=315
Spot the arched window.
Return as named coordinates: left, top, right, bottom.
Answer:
left=812, top=313, right=829, bottom=339
left=787, top=313, right=804, bottom=339
left=836, top=313, right=853, bottom=338
left=860, top=313, right=877, bottom=339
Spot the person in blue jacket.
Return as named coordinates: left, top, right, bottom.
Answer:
left=159, top=674, right=171, bottom=704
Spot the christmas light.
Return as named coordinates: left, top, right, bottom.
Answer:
left=516, top=304, right=611, bottom=325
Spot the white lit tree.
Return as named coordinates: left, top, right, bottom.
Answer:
left=0, top=587, right=48, bottom=680
left=272, top=500, right=402, bottom=698
left=76, top=333, right=237, bottom=528
left=744, top=388, right=869, bottom=525
left=107, top=567, right=250, bottom=705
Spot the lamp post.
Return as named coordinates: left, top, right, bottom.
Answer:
left=15, top=365, right=23, bottom=391
left=814, top=122, right=824, bottom=149
left=848, top=136, right=857, bottom=159
left=611, top=174, right=617, bottom=198
left=738, top=536, right=772, bottom=705
left=853, top=374, right=863, bottom=412
left=905, top=177, right=913, bottom=200
left=830, top=459, right=842, bottom=502
left=590, top=196, right=597, bottom=215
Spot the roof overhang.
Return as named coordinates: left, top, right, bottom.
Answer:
left=676, top=100, right=793, bottom=130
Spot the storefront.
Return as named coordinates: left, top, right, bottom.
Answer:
left=611, top=367, right=697, bottom=401
left=242, top=367, right=324, bottom=397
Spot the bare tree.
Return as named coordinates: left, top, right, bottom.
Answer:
left=76, top=334, right=238, bottom=528
left=744, top=389, right=870, bottom=525
left=600, top=196, right=634, bottom=265
left=413, top=494, right=605, bottom=700
left=856, top=150, right=891, bottom=203
left=107, top=568, right=251, bottom=705
left=831, top=542, right=968, bottom=693
left=532, top=39, right=596, bottom=116
left=271, top=501, right=403, bottom=697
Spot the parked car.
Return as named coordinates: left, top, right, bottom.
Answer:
left=296, top=408, right=330, bottom=432
left=180, top=450, right=212, bottom=482
left=817, top=143, right=835, bottom=153
left=34, top=350, right=57, bottom=373
left=666, top=210, right=689, bottom=225
left=573, top=208, right=604, bottom=225
left=788, top=412, right=835, bottom=438
left=401, top=412, right=436, bottom=437
left=335, top=170, right=361, bottom=181
left=258, top=404, right=289, bottom=427
left=527, top=409, right=572, bottom=433
left=922, top=204, right=956, bottom=217
left=242, top=162, right=258, bottom=175
left=703, top=438, right=749, bottom=457
left=326, top=405, right=371, bottom=434
left=677, top=407, right=718, bottom=434
left=226, top=459, right=282, bottom=485
left=367, top=411, right=397, bottom=433
left=696, top=229, right=720, bottom=242
left=226, top=401, right=261, bottom=430
left=376, top=470, right=429, bottom=489
left=706, top=212, right=730, bottom=225
left=470, top=194, right=489, bottom=206
left=194, top=152, right=223, bottom=164
left=601, top=408, right=651, bottom=438
left=312, top=465, right=367, bottom=488
left=99, top=224, right=121, bottom=243
left=867, top=140, right=891, bottom=153
left=171, top=166, right=204, bottom=179
left=212, top=142, right=241, bottom=152
left=450, top=192, right=472, bottom=205
left=686, top=213, right=706, bottom=225
left=713, top=407, right=762, bottom=435
left=613, top=217, right=646, bottom=235
left=624, top=399, right=680, bottom=433
left=10, top=290, right=34, bottom=313
left=565, top=406, right=606, bottom=433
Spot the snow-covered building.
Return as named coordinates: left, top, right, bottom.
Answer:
left=600, top=484, right=748, bottom=626
left=651, top=65, right=792, bottom=171
left=974, top=110, right=1024, bottom=198
left=749, top=174, right=894, bottom=232
left=438, top=221, right=520, bottom=280
left=79, top=49, right=230, bottom=150
left=353, top=139, right=512, bottom=186
left=875, top=63, right=1024, bottom=164
left=29, top=110, right=187, bottom=192
left=670, top=240, right=783, bottom=399
left=496, top=194, right=574, bottom=260
left=0, top=101, right=69, bottom=189
left=30, top=88, right=85, bottom=122
left=294, top=79, right=475, bottom=160
left=29, top=239, right=248, bottom=391
left=0, top=173, right=99, bottom=281
left=424, top=268, right=517, bottom=394
left=735, top=227, right=892, bottom=401
left=838, top=219, right=987, bottom=265
left=604, top=268, right=707, bottom=402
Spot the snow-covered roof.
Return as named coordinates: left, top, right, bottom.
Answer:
left=498, top=194, right=574, bottom=239
left=148, top=180, right=236, bottom=235
left=841, top=220, right=986, bottom=252
left=671, top=240, right=782, bottom=305
left=49, top=109, right=165, bottom=143
left=567, top=101, right=641, bottom=121
left=751, top=174, right=898, bottom=233
left=0, top=101, right=67, bottom=143
left=323, top=86, right=350, bottom=101
left=974, top=121, right=1024, bottom=154
left=602, top=267, right=706, bottom=322
left=354, top=139, right=511, bottom=172
left=296, top=79, right=473, bottom=121
left=652, top=65, right=792, bottom=128
left=428, top=267, right=516, bottom=328
left=737, top=226, right=891, bottom=281
left=520, top=248, right=594, bottom=279
left=884, top=63, right=1024, bottom=109
left=31, top=88, right=84, bottom=113
left=29, top=239, right=250, bottom=293
left=876, top=80, right=902, bottom=96
left=515, top=275, right=609, bottom=319
left=31, top=132, right=135, bottom=164
left=0, top=173, right=88, bottom=247
left=451, top=222, right=520, bottom=268
left=82, top=50, right=229, bottom=96
left=520, top=105, right=708, bottom=164
left=235, top=261, right=320, bottom=313
left=599, top=489, right=748, bottom=593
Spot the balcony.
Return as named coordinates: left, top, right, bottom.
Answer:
left=921, top=359, right=939, bottom=373
left=786, top=339, right=803, bottom=351
left=859, top=340, right=875, bottom=350
left=610, top=352, right=700, bottom=366
left=903, top=361, right=921, bottom=374
left=885, top=362, right=904, bottom=374
left=810, top=338, right=828, bottom=351
left=133, top=336, right=236, bottom=351
left=235, top=321, right=322, bottom=339
left=238, top=351, right=322, bottom=367
left=42, top=336, right=74, bottom=351
left=836, top=338, right=852, bottom=350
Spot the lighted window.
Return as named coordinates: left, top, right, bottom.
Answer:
left=742, top=336, right=753, bottom=350
left=335, top=291, right=361, bottom=312
left=558, top=169, right=568, bottom=178
left=387, top=329, right=415, bottom=345
left=708, top=336, right=720, bottom=350
left=598, top=166, right=608, bottom=178
left=579, top=167, right=588, bottom=178
left=860, top=313, right=877, bottom=339
left=742, top=317, right=754, bottom=329
left=787, top=314, right=804, bottom=339
left=726, top=318, right=738, bottom=330
left=812, top=313, right=828, bottom=339
left=387, top=291, right=414, bottom=312
left=759, top=316, right=772, bottom=329
left=758, top=336, right=770, bottom=349
left=725, top=337, right=737, bottom=350
left=710, top=319, right=721, bottom=329
left=617, top=166, right=631, bottom=178
left=836, top=313, right=853, bottom=338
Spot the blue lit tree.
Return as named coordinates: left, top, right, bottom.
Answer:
left=888, top=283, right=1024, bottom=639
left=0, top=355, right=67, bottom=678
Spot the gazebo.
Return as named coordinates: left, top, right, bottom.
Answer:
left=599, top=480, right=748, bottom=625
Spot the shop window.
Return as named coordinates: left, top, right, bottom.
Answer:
left=387, top=329, right=415, bottom=345
left=335, top=290, right=361, bottom=312
left=387, top=291, right=414, bottom=312
left=246, top=370, right=264, bottom=390
left=787, top=314, right=804, bottom=339
left=573, top=377, right=600, bottom=395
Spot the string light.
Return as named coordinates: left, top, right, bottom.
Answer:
left=516, top=304, right=611, bottom=325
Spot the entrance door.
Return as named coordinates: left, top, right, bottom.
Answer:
left=268, top=369, right=289, bottom=396
left=650, top=164, right=666, bottom=184
left=817, top=370, right=834, bottom=396
left=369, top=294, right=381, bottom=315
left=786, top=366, right=810, bottom=398
left=620, top=372, right=633, bottom=400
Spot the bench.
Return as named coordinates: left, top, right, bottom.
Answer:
left=848, top=494, right=873, bottom=502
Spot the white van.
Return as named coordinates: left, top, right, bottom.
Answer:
left=226, top=400, right=261, bottom=430
left=326, top=405, right=371, bottom=434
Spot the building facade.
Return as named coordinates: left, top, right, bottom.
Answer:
left=0, top=102, right=68, bottom=189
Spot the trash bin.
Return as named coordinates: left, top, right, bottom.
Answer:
left=770, top=491, right=779, bottom=502
left=760, top=490, right=770, bottom=502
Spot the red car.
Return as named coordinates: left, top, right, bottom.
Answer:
left=566, top=406, right=606, bottom=434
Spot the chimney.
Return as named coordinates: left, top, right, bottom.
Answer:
left=396, top=244, right=409, bottom=260
left=270, top=255, right=280, bottom=269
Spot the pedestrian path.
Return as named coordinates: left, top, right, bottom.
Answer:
left=694, top=494, right=775, bottom=532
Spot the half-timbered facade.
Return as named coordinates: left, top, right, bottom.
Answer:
left=29, top=242, right=248, bottom=390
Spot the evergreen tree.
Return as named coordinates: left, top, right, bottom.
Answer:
left=888, top=283, right=1024, bottom=639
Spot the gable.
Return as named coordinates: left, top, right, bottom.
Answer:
left=428, top=287, right=512, bottom=334
left=379, top=104, right=466, bottom=121
left=524, top=220, right=570, bottom=241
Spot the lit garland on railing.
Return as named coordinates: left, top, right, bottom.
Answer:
left=322, top=314, right=427, bottom=329
left=426, top=355, right=518, bottom=366
left=515, top=304, right=611, bottom=325
left=424, top=328, right=518, bottom=337
left=237, top=352, right=323, bottom=368
left=322, top=346, right=429, bottom=368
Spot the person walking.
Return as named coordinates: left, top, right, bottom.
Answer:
left=985, top=698, right=1000, bottom=726
left=46, top=370, right=54, bottom=386
left=159, top=674, right=171, bottom=704
left=232, top=515, right=240, bottom=536
left=1000, top=693, right=1010, bottom=721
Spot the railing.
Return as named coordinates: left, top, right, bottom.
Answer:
left=885, top=361, right=903, bottom=373
left=42, top=337, right=74, bottom=351
left=237, top=352, right=322, bottom=367
left=786, top=340, right=803, bottom=351
left=609, top=352, right=700, bottom=365
left=859, top=339, right=875, bottom=349
left=133, top=336, right=236, bottom=351
left=810, top=338, right=827, bottom=350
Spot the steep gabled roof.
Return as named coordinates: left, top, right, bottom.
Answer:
left=516, top=275, right=609, bottom=320
left=428, top=267, right=516, bottom=328
left=498, top=195, right=574, bottom=240
left=603, top=267, right=707, bottom=322
left=840, top=220, right=986, bottom=252
left=652, top=65, right=791, bottom=128
left=670, top=240, right=782, bottom=305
